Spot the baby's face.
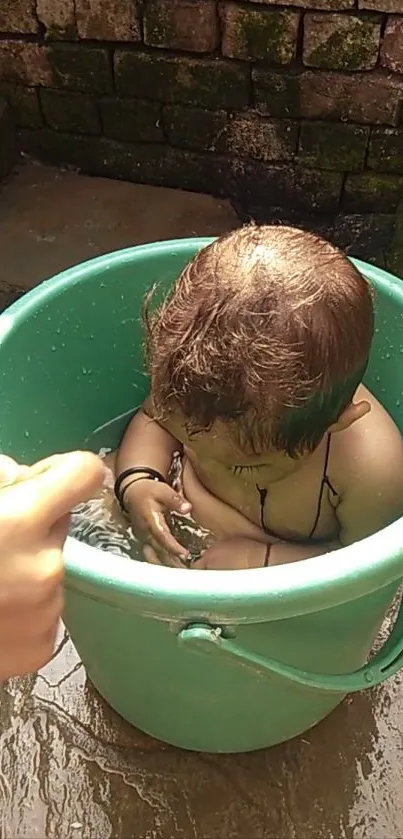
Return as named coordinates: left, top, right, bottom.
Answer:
left=166, top=413, right=307, bottom=483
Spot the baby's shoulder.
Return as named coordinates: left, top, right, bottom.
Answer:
left=333, top=385, right=403, bottom=492
left=332, top=386, right=403, bottom=543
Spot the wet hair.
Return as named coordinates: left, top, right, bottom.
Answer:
left=144, top=225, right=374, bottom=457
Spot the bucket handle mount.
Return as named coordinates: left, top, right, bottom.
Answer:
left=178, top=601, right=403, bottom=693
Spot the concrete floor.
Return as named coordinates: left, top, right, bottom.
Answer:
left=1, top=162, right=403, bottom=839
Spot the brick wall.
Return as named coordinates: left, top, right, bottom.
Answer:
left=1, top=0, right=403, bottom=254
left=0, top=98, right=16, bottom=181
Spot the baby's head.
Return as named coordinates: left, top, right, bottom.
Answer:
left=145, top=225, right=374, bottom=473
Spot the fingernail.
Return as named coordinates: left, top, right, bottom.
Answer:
left=179, top=501, right=190, bottom=512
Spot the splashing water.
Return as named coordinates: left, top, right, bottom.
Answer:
left=69, top=450, right=213, bottom=564
left=69, top=448, right=136, bottom=558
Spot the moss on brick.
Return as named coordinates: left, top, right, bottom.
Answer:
left=165, top=109, right=298, bottom=160
left=17, top=128, right=233, bottom=196
left=299, top=70, right=401, bottom=125
left=368, top=128, right=403, bottom=173
left=100, top=98, right=163, bottom=143
left=226, top=115, right=298, bottom=162
left=334, top=213, right=395, bottom=266
left=163, top=105, right=228, bottom=152
left=228, top=160, right=342, bottom=213
left=45, top=23, right=77, bottom=41
left=17, top=125, right=345, bottom=216
left=40, top=89, right=101, bottom=135
left=114, top=51, right=249, bottom=108
left=0, top=83, right=42, bottom=128
left=37, top=0, right=77, bottom=40
left=0, top=98, right=15, bottom=181
left=145, top=1, right=176, bottom=46
left=253, top=69, right=301, bottom=118
left=299, top=121, right=369, bottom=170
left=343, top=172, right=403, bottom=212
left=304, top=15, right=381, bottom=71
left=241, top=11, right=295, bottom=62
left=222, top=5, right=299, bottom=64
left=49, top=45, right=112, bottom=94
left=144, top=0, right=218, bottom=52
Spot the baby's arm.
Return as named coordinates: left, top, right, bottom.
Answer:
left=117, top=398, right=177, bottom=479
left=193, top=536, right=339, bottom=569
left=116, top=399, right=192, bottom=558
left=335, top=428, right=403, bottom=546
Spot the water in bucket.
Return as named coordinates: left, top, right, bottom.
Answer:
left=69, top=414, right=214, bottom=565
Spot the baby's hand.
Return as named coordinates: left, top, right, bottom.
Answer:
left=123, top=479, right=192, bottom=561
left=192, top=537, right=270, bottom=570
left=142, top=538, right=188, bottom=568
left=142, top=536, right=270, bottom=570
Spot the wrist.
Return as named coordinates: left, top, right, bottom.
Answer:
left=114, top=466, right=167, bottom=512
left=120, top=478, right=145, bottom=512
left=119, top=471, right=153, bottom=490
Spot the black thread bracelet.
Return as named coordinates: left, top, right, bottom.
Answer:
left=118, top=475, right=158, bottom=514
left=114, top=467, right=166, bottom=511
left=263, top=544, right=271, bottom=567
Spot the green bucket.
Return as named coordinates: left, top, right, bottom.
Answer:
left=1, top=239, right=403, bottom=754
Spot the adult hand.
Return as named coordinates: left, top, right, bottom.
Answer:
left=0, top=451, right=104, bottom=679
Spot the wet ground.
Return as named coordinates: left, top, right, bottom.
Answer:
left=1, top=161, right=403, bottom=839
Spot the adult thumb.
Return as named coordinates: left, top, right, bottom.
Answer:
left=2, top=451, right=105, bottom=527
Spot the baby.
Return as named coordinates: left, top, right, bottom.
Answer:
left=114, top=225, right=403, bottom=569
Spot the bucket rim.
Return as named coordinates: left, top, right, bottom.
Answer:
left=2, top=240, right=403, bottom=622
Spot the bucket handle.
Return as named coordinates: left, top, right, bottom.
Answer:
left=178, top=600, right=403, bottom=693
